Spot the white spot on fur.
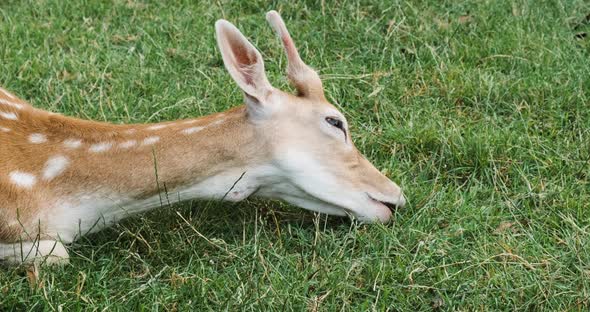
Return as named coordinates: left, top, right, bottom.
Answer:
left=9, top=171, right=36, bottom=188
left=29, top=133, right=47, bottom=144
left=142, top=136, right=160, bottom=145
left=212, top=118, right=225, bottom=126
left=0, top=98, right=23, bottom=110
left=182, top=126, right=204, bottom=134
left=42, top=155, right=69, bottom=181
left=0, top=127, right=10, bottom=132
left=119, top=140, right=137, bottom=149
left=89, top=142, right=113, bottom=153
left=0, top=88, right=16, bottom=99
left=124, top=128, right=137, bottom=134
left=147, top=124, right=167, bottom=130
left=6, top=219, right=21, bottom=227
left=0, top=112, right=17, bottom=120
left=182, top=120, right=198, bottom=125
left=63, top=139, right=82, bottom=149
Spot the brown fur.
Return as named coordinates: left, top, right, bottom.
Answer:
left=0, top=91, right=270, bottom=242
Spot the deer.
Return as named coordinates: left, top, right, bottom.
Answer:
left=0, top=11, right=405, bottom=266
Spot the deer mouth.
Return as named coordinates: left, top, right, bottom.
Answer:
left=367, top=193, right=400, bottom=213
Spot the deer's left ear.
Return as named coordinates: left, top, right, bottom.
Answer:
left=215, top=20, right=273, bottom=115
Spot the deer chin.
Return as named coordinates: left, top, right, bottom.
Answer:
left=256, top=182, right=392, bottom=223
left=279, top=193, right=393, bottom=223
left=277, top=194, right=349, bottom=217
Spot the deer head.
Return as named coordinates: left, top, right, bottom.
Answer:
left=215, top=11, right=406, bottom=222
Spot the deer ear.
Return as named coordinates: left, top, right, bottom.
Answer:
left=215, top=20, right=273, bottom=112
left=266, top=11, right=325, bottom=100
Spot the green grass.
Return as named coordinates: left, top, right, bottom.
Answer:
left=1, top=0, right=590, bottom=310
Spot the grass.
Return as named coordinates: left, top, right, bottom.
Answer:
left=1, top=0, right=589, bottom=310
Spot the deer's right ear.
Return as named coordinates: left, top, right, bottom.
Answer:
left=215, top=20, right=273, bottom=115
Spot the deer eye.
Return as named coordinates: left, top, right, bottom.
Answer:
left=325, top=117, right=343, bottom=129
left=325, top=117, right=346, bottom=138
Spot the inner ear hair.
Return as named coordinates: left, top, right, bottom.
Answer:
left=215, top=19, right=273, bottom=104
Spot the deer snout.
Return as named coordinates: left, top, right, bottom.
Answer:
left=365, top=177, right=406, bottom=218
left=358, top=154, right=405, bottom=204
left=367, top=188, right=406, bottom=212
left=387, top=182, right=406, bottom=210
left=397, top=193, right=407, bottom=209
left=363, top=189, right=404, bottom=223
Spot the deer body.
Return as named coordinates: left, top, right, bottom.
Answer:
left=0, top=11, right=405, bottom=265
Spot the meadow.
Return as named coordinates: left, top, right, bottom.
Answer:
left=1, top=0, right=589, bottom=310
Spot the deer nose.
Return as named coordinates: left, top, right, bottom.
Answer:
left=397, top=193, right=406, bottom=209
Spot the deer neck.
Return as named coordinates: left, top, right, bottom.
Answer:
left=26, top=105, right=274, bottom=210
left=2, top=98, right=280, bottom=241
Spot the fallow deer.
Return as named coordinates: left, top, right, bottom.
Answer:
left=0, top=11, right=405, bottom=265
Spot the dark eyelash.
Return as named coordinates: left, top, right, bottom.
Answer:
left=325, top=117, right=347, bottom=139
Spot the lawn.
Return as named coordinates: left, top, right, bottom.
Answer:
left=1, top=0, right=589, bottom=310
